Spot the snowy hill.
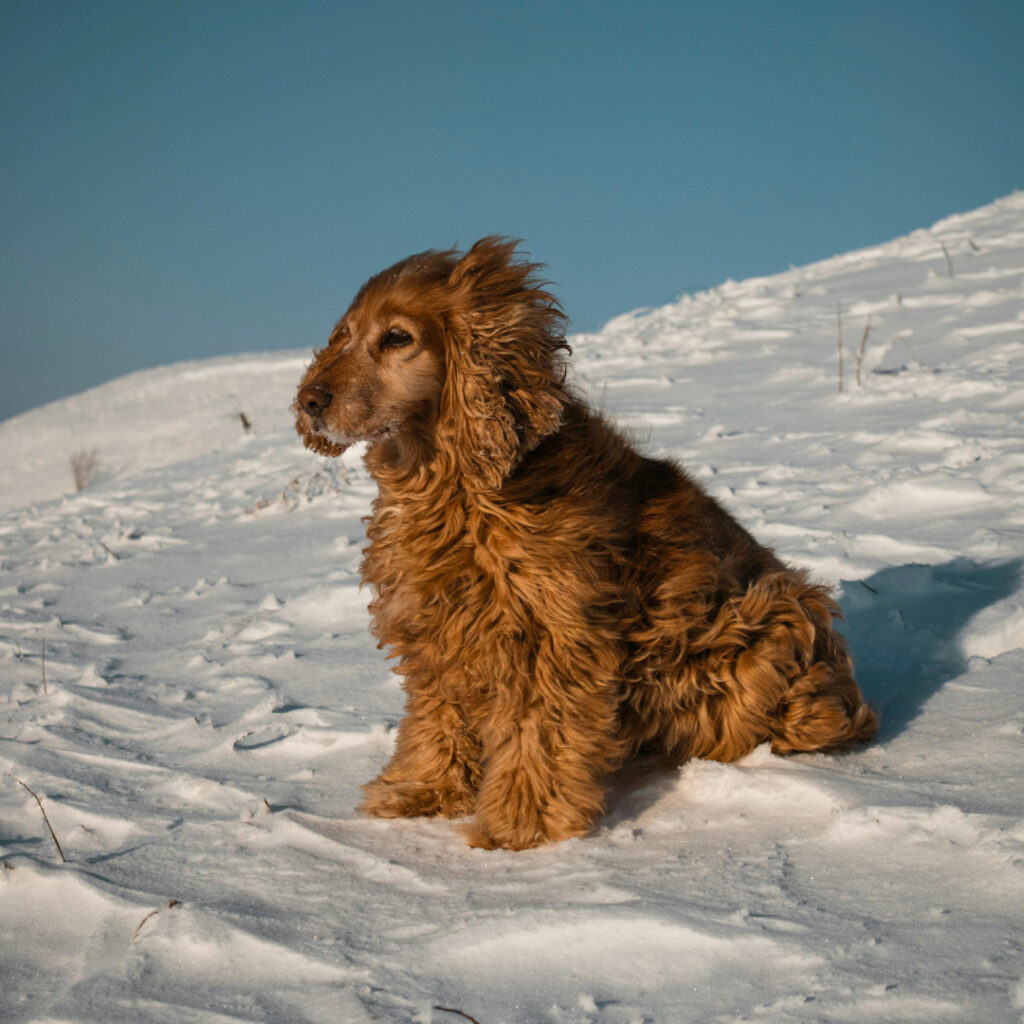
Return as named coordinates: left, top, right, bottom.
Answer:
left=2, top=194, right=1024, bottom=1023
left=0, top=350, right=308, bottom=511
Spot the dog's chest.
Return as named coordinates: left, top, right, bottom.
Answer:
left=363, top=501, right=499, bottom=639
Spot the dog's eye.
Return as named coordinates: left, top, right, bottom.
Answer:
left=330, top=323, right=350, bottom=347
left=380, top=329, right=413, bottom=351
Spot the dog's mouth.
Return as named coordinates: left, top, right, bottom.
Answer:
left=294, top=405, right=348, bottom=457
left=299, top=414, right=399, bottom=456
left=301, top=427, right=349, bottom=457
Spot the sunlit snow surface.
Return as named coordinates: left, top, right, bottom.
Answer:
left=2, top=195, right=1024, bottom=1023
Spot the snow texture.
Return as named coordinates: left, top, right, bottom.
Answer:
left=2, top=194, right=1024, bottom=1023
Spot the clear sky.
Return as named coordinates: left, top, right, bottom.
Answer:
left=2, top=0, right=1022, bottom=422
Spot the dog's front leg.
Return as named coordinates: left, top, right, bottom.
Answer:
left=464, top=674, right=623, bottom=850
left=360, top=689, right=481, bottom=819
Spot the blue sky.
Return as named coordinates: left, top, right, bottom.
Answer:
left=2, top=0, right=1022, bottom=422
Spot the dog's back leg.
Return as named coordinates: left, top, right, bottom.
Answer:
left=631, top=566, right=879, bottom=762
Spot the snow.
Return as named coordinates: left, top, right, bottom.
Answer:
left=2, top=193, right=1024, bottom=1023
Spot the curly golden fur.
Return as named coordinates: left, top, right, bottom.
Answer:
left=294, top=238, right=878, bottom=850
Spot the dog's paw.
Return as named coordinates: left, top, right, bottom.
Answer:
left=461, top=821, right=527, bottom=851
left=360, top=777, right=432, bottom=818
left=360, top=777, right=473, bottom=819
left=461, top=817, right=579, bottom=851
left=464, top=781, right=596, bottom=849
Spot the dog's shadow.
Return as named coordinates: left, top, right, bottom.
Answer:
left=602, top=557, right=1022, bottom=828
left=838, top=557, right=1022, bottom=741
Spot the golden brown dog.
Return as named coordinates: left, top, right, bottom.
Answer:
left=294, top=238, right=877, bottom=850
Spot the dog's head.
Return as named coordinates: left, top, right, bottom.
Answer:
left=294, top=237, right=570, bottom=488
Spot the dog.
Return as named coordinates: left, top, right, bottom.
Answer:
left=294, top=237, right=878, bottom=849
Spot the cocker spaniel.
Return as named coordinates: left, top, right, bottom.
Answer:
left=294, top=238, right=877, bottom=850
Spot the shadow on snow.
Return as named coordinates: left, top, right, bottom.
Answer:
left=839, top=557, right=1023, bottom=741
left=602, top=557, right=1022, bottom=829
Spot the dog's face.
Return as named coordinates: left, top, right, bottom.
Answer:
left=295, top=272, right=446, bottom=457
left=295, top=238, right=570, bottom=484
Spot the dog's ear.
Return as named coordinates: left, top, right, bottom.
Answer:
left=439, top=238, right=570, bottom=490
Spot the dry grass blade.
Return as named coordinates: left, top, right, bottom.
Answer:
left=856, top=316, right=872, bottom=387
left=132, top=899, right=180, bottom=941
left=433, top=1008, right=484, bottom=1024
left=70, top=448, right=100, bottom=492
left=836, top=303, right=844, bottom=393
left=938, top=238, right=954, bottom=276
left=14, top=776, right=65, bottom=863
left=899, top=334, right=923, bottom=368
left=99, top=541, right=121, bottom=561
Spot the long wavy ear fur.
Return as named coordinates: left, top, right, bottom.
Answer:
left=439, top=237, right=570, bottom=491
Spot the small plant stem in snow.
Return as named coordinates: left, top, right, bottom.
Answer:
left=856, top=317, right=872, bottom=387
left=899, top=334, right=923, bottom=368
left=938, top=238, right=954, bottom=276
left=70, top=448, right=100, bottom=492
left=433, top=1008, right=484, bottom=1024
left=41, top=639, right=48, bottom=695
left=836, top=304, right=844, bottom=393
left=14, top=776, right=65, bottom=863
left=132, top=900, right=180, bottom=941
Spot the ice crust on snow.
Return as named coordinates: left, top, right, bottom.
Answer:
left=2, top=193, right=1024, bottom=1022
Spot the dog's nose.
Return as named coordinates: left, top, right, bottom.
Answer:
left=298, top=382, right=332, bottom=415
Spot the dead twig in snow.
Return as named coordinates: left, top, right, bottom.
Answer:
left=70, top=448, right=100, bottom=492
left=937, top=238, right=954, bottom=277
left=99, top=541, right=121, bottom=561
left=836, top=304, right=844, bottom=393
left=41, top=638, right=48, bottom=695
left=433, top=1008, right=484, bottom=1024
left=132, top=899, right=180, bottom=941
left=856, top=317, right=872, bottom=387
left=13, top=776, right=65, bottom=863
left=898, top=334, right=923, bottom=369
